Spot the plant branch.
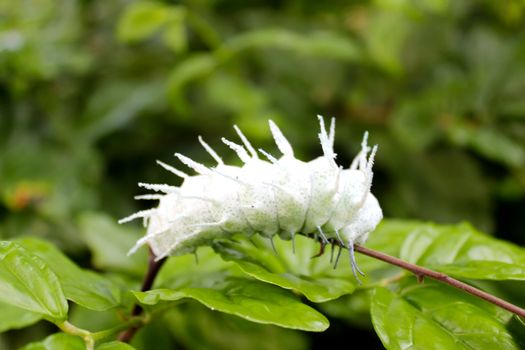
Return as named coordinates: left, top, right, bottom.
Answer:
left=57, top=321, right=94, bottom=350
left=118, top=248, right=167, bottom=343
left=354, top=244, right=525, bottom=318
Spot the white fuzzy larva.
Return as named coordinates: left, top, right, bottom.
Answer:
left=120, top=116, right=383, bottom=279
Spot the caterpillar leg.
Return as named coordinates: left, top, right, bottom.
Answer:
left=329, top=240, right=336, bottom=264
left=334, top=229, right=344, bottom=246
left=269, top=236, right=277, bottom=254
left=317, top=227, right=329, bottom=244
left=311, top=239, right=326, bottom=258
left=348, top=243, right=365, bottom=276
left=348, top=243, right=365, bottom=284
left=194, top=250, right=199, bottom=264
left=333, top=245, right=343, bottom=269
left=311, top=227, right=330, bottom=258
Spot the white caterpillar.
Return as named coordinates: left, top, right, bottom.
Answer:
left=120, top=116, right=383, bottom=279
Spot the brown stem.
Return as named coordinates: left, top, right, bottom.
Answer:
left=354, top=244, right=525, bottom=318
left=118, top=248, right=167, bottom=343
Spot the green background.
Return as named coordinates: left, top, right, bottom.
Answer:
left=1, top=0, right=525, bottom=348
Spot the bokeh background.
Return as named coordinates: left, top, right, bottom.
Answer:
left=1, top=0, right=525, bottom=348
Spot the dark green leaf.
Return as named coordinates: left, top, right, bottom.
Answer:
left=21, top=333, right=84, bottom=350
left=80, top=80, right=165, bottom=142
left=0, top=301, right=42, bottom=332
left=0, top=241, right=68, bottom=321
left=371, top=281, right=521, bottom=350
left=78, top=212, right=148, bottom=276
left=506, top=316, right=525, bottom=348
left=448, top=124, right=525, bottom=168
left=128, top=314, right=179, bottom=350
left=167, top=54, right=218, bottom=113
left=17, top=238, right=121, bottom=311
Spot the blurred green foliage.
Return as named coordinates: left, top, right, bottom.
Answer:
left=1, top=0, right=525, bottom=348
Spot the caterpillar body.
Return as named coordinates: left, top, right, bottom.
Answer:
left=120, top=116, right=382, bottom=278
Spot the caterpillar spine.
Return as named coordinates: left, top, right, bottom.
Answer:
left=121, top=116, right=383, bottom=278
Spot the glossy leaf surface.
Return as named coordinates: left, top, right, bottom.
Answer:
left=0, top=241, right=68, bottom=321
left=18, top=238, right=121, bottom=311
left=371, top=281, right=522, bottom=350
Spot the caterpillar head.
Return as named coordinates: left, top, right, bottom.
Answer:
left=341, top=193, right=382, bottom=246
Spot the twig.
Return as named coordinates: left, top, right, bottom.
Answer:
left=57, top=321, right=94, bottom=350
left=118, top=248, right=167, bottom=343
left=354, top=244, right=525, bottom=318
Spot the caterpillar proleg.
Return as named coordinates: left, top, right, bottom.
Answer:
left=121, top=116, right=383, bottom=280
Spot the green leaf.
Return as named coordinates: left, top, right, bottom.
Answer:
left=213, top=235, right=356, bottom=302
left=397, top=222, right=525, bottom=280
left=365, top=220, right=421, bottom=256
left=224, top=29, right=362, bottom=61
left=97, top=341, right=137, bottom=350
left=164, top=302, right=308, bottom=350
left=167, top=54, right=218, bottom=113
left=204, top=74, right=271, bottom=120
left=155, top=246, right=234, bottom=287
left=17, top=238, right=121, bottom=311
left=141, top=247, right=327, bottom=332
left=117, top=2, right=171, bottom=42
left=129, top=315, right=179, bottom=350
left=371, top=281, right=522, bottom=350
left=69, top=306, right=121, bottom=333
left=78, top=212, right=148, bottom=276
left=364, top=11, right=409, bottom=74
left=0, top=241, right=68, bottom=321
left=448, top=123, right=525, bottom=168
left=117, top=1, right=187, bottom=51
left=21, top=333, right=84, bottom=350
left=145, top=247, right=326, bottom=331
left=163, top=9, right=187, bottom=53
left=80, top=80, right=165, bottom=142
left=0, top=301, right=42, bottom=332
left=134, top=277, right=328, bottom=332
